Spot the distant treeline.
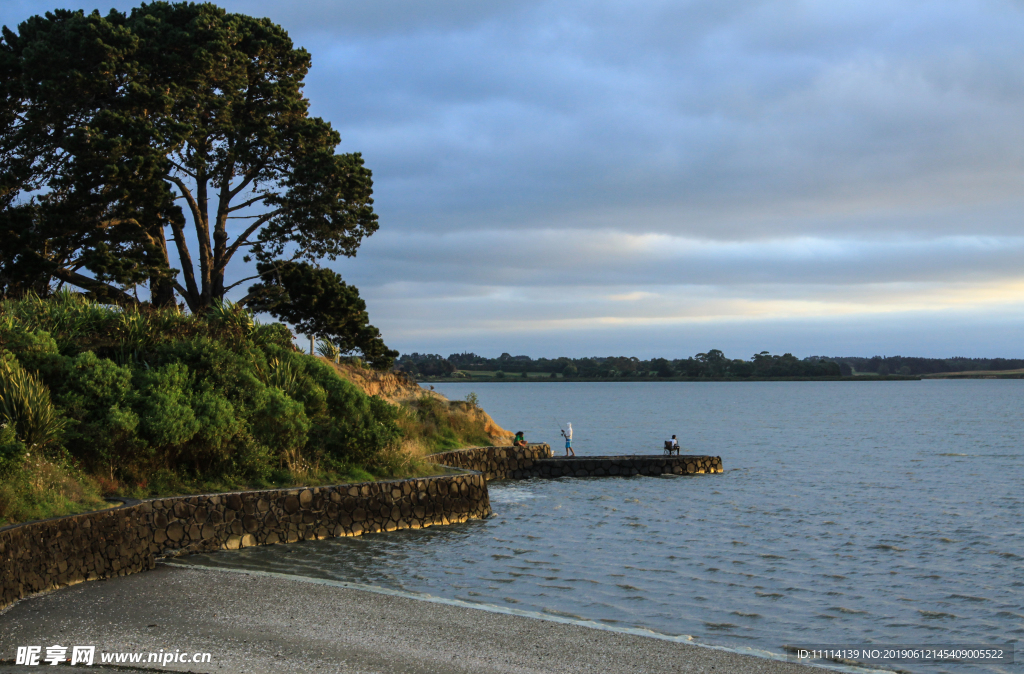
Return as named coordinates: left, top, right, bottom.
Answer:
left=839, top=356, right=1024, bottom=376
left=396, top=350, right=840, bottom=378
left=395, top=351, right=1024, bottom=379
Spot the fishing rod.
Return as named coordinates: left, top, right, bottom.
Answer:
left=553, top=416, right=566, bottom=436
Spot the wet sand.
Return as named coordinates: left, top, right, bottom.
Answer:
left=0, top=564, right=825, bottom=673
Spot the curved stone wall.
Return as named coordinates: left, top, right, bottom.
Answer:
left=1, top=444, right=724, bottom=613
left=0, top=472, right=488, bottom=612
left=428, top=444, right=553, bottom=480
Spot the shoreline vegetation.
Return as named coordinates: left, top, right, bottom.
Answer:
left=398, top=350, right=1024, bottom=382
left=0, top=293, right=510, bottom=528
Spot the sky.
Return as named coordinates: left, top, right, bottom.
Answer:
left=4, top=0, right=1024, bottom=359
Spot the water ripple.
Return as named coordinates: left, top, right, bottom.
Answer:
left=181, top=381, right=1024, bottom=674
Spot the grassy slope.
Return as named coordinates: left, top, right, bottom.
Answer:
left=0, top=365, right=509, bottom=527
left=0, top=297, right=511, bottom=527
left=0, top=358, right=510, bottom=527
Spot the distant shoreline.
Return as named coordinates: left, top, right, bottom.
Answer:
left=416, top=373, right=1024, bottom=383
left=417, top=374, right=925, bottom=383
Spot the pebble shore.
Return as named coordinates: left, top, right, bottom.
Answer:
left=0, top=564, right=825, bottom=674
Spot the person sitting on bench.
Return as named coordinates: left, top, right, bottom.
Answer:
left=664, top=435, right=680, bottom=455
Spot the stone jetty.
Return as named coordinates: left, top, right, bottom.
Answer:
left=1, top=443, right=721, bottom=612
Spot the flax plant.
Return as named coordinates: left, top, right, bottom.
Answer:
left=316, top=338, right=342, bottom=363
left=0, top=357, right=65, bottom=449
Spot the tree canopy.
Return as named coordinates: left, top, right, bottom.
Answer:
left=247, top=261, right=397, bottom=369
left=1, top=3, right=391, bottom=364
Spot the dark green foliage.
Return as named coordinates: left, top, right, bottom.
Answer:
left=651, top=358, right=673, bottom=377
left=1, top=3, right=378, bottom=315
left=56, top=351, right=140, bottom=475
left=0, top=423, right=25, bottom=475
left=395, top=352, right=456, bottom=377
left=0, top=293, right=401, bottom=496
left=247, top=261, right=397, bottom=369
left=301, top=357, right=401, bottom=466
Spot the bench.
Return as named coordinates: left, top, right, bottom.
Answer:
left=663, top=441, right=680, bottom=456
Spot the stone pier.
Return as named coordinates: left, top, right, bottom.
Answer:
left=428, top=445, right=723, bottom=480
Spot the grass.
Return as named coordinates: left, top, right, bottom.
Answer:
left=0, top=426, right=477, bottom=528
left=923, top=368, right=1024, bottom=378
left=0, top=455, right=111, bottom=526
left=442, top=370, right=562, bottom=379
left=396, top=395, right=496, bottom=455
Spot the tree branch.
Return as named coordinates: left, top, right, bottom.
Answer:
left=167, top=176, right=203, bottom=230
left=227, top=162, right=266, bottom=199
left=171, top=279, right=190, bottom=298
left=219, top=208, right=283, bottom=272
left=227, top=254, right=302, bottom=294
left=50, top=267, right=140, bottom=306
left=166, top=158, right=196, bottom=179
left=225, top=193, right=269, bottom=213
left=222, top=272, right=264, bottom=292
left=231, top=254, right=302, bottom=305
left=168, top=221, right=201, bottom=311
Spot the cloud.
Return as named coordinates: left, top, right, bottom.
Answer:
left=342, top=229, right=1024, bottom=287
left=4, top=0, right=1024, bottom=356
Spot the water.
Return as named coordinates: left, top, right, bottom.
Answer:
left=181, top=381, right=1024, bottom=672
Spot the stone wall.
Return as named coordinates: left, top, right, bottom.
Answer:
left=0, top=472, right=488, bottom=612
left=1, top=444, right=724, bottom=613
left=428, top=444, right=553, bottom=480
left=529, top=455, right=722, bottom=478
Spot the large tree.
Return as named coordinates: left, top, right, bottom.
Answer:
left=0, top=3, right=378, bottom=314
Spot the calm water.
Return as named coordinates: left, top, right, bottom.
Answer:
left=182, top=381, right=1023, bottom=672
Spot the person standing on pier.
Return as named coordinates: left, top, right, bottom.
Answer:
left=561, top=423, right=575, bottom=456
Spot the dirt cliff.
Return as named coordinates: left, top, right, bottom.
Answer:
left=322, top=359, right=424, bottom=402
left=320, top=358, right=513, bottom=445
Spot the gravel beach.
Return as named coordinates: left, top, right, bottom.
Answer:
left=0, top=564, right=826, bottom=674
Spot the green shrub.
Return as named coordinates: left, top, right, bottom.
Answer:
left=0, top=423, right=27, bottom=475
left=303, top=358, right=401, bottom=467
left=252, top=387, right=310, bottom=470
left=0, top=292, right=417, bottom=523
left=135, top=363, right=200, bottom=448
left=55, top=351, right=140, bottom=476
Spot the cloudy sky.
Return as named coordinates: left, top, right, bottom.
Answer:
left=5, top=0, right=1024, bottom=358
